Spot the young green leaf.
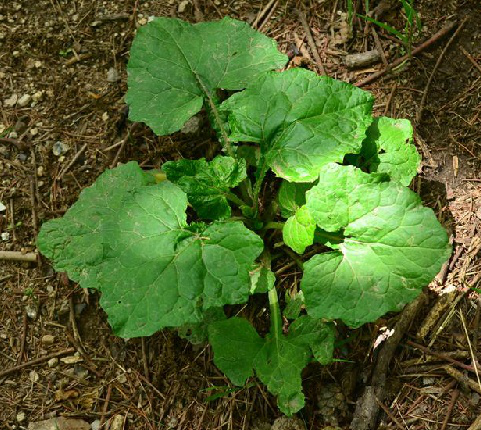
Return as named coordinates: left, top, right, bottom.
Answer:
left=208, top=316, right=335, bottom=415
left=220, top=68, right=374, bottom=182
left=38, top=162, right=263, bottom=337
left=359, top=117, right=420, bottom=185
left=250, top=265, right=276, bottom=294
left=162, top=156, right=246, bottom=220
left=126, top=17, right=287, bottom=136
left=298, top=163, right=451, bottom=327
left=282, top=206, right=316, bottom=254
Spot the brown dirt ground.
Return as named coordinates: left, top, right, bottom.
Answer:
left=1, top=0, right=481, bottom=429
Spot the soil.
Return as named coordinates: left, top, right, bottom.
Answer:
left=1, top=0, right=481, bottom=429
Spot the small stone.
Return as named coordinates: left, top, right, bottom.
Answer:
left=32, top=91, right=43, bottom=102
left=137, top=17, right=147, bottom=25
left=37, top=166, right=44, bottom=176
left=27, top=417, right=90, bottom=430
left=9, top=131, right=18, bottom=139
left=13, top=50, right=20, bottom=58
left=17, top=411, right=26, bottom=423
left=1, top=232, right=10, bottom=241
left=4, top=93, right=18, bottom=107
left=52, top=141, right=69, bottom=156
left=48, top=358, right=59, bottom=368
left=34, top=60, right=42, bottom=68
left=30, top=128, right=39, bottom=136
left=178, top=0, right=189, bottom=13
left=106, top=67, right=120, bottom=83
left=109, top=415, right=124, bottom=430
left=91, top=420, right=101, bottom=430
left=17, top=94, right=31, bottom=107
left=60, top=355, right=83, bottom=364
left=29, top=370, right=39, bottom=383
left=26, top=304, right=38, bottom=319
left=16, top=153, right=27, bottom=162
left=0, top=201, right=6, bottom=212
left=42, top=334, right=55, bottom=346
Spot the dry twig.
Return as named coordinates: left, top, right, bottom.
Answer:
left=356, top=21, right=457, bottom=87
left=416, top=18, right=468, bottom=123
left=0, top=251, right=37, bottom=262
left=0, top=347, right=75, bottom=379
left=298, top=10, right=326, bottom=75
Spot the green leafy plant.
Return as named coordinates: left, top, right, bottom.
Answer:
left=37, top=16, right=450, bottom=415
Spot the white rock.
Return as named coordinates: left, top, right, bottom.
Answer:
left=106, top=67, right=120, bottom=83
left=42, top=334, right=55, bottom=346
left=17, top=93, right=31, bottom=107
left=32, top=91, right=43, bottom=102
left=17, top=411, right=26, bottom=422
left=48, top=358, right=58, bottom=368
left=1, top=232, right=10, bottom=241
left=178, top=0, right=189, bottom=13
left=4, top=93, right=18, bottom=107
left=0, top=201, right=6, bottom=212
left=30, top=128, right=39, bottom=136
left=90, top=420, right=100, bottom=430
left=60, top=355, right=83, bottom=364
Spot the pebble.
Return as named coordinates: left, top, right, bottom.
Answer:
left=16, top=153, right=27, bottom=162
left=30, top=128, right=39, bottom=136
left=48, top=358, right=59, bottom=368
left=9, top=131, right=18, bottom=139
left=17, top=411, right=26, bottom=423
left=178, top=0, right=189, bottom=13
left=29, top=370, right=39, bottom=383
left=26, top=304, right=38, bottom=319
left=60, top=355, right=83, bottom=364
left=4, top=93, right=18, bottom=107
left=52, top=141, right=69, bottom=156
left=42, top=334, right=55, bottom=346
left=0, top=201, right=6, bottom=212
left=106, top=67, right=120, bottom=83
left=27, top=417, right=90, bottom=430
left=32, top=91, right=43, bottom=102
left=1, top=232, right=11, bottom=241
left=37, top=166, right=44, bottom=176
left=91, top=420, right=101, bottom=430
left=17, top=93, right=31, bottom=107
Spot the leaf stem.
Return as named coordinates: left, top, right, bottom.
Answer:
left=225, top=192, right=248, bottom=208
left=264, top=221, right=284, bottom=230
left=263, top=250, right=282, bottom=343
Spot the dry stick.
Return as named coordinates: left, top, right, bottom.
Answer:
left=0, top=251, right=37, bottom=262
left=350, top=293, right=427, bottom=430
left=371, top=27, right=388, bottom=67
left=460, top=46, right=481, bottom=74
left=0, top=137, right=27, bottom=151
left=298, top=10, right=326, bottom=75
left=444, top=366, right=481, bottom=394
left=141, top=337, right=150, bottom=383
left=99, top=383, right=113, bottom=429
left=440, top=388, right=459, bottom=430
left=0, top=347, right=75, bottom=379
left=416, top=18, right=468, bottom=123
left=258, top=0, right=278, bottom=33
left=407, top=340, right=477, bottom=372
left=57, top=142, right=88, bottom=181
left=356, top=20, right=458, bottom=87
left=253, top=0, right=277, bottom=29
left=29, top=177, right=39, bottom=236
left=375, top=396, right=406, bottom=430
left=9, top=198, right=17, bottom=242
left=469, top=413, right=481, bottom=430
left=460, top=309, right=481, bottom=390
left=17, top=311, right=28, bottom=365
left=383, top=84, right=397, bottom=116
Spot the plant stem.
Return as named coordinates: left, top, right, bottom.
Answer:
left=262, top=250, right=282, bottom=343
left=264, top=221, right=284, bottom=230
left=225, top=192, right=248, bottom=208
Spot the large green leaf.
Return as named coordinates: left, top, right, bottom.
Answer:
left=126, top=17, right=287, bottom=135
left=208, top=316, right=335, bottom=415
left=359, top=117, right=420, bottom=185
left=38, top=162, right=263, bottom=337
left=162, top=156, right=246, bottom=220
left=297, top=163, right=451, bottom=327
left=220, top=69, right=374, bottom=182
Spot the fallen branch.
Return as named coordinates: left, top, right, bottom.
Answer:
left=356, top=20, right=457, bottom=87
left=0, top=347, right=75, bottom=379
left=298, top=10, right=326, bottom=75
left=0, top=250, right=38, bottom=263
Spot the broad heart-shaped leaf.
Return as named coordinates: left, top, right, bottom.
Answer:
left=298, top=163, right=451, bottom=327
left=220, top=68, right=374, bottom=182
left=162, top=156, right=246, bottom=220
left=208, top=316, right=335, bottom=415
left=126, top=17, right=287, bottom=136
left=359, top=117, right=420, bottom=186
left=38, top=162, right=263, bottom=338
